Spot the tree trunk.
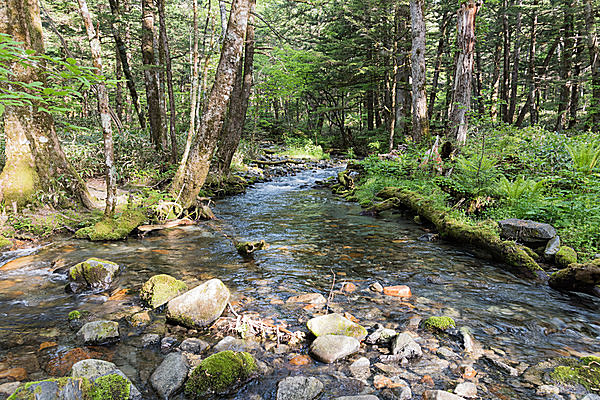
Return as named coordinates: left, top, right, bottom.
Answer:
left=507, top=0, right=522, bottom=123
left=428, top=8, right=450, bottom=120
left=516, top=2, right=538, bottom=127
left=489, top=39, right=502, bottom=120
left=500, top=0, right=510, bottom=122
left=142, top=0, right=165, bottom=148
left=0, top=0, right=93, bottom=208
left=410, top=0, right=429, bottom=142
left=393, top=4, right=410, bottom=148
left=108, top=0, right=145, bottom=129
left=215, top=0, right=256, bottom=176
left=555, top=2, right=574, bottom=132
left=158, top=0, right=178, bottom=163
left=76, top=0, right=116, bottom=216
left=171, top=0, right=249, bottom=208
left=584, top=0, right=600, bottom=130
left=568, top=34, right=584, bottom=128
left=448, top=0, right=479, bottom=146
left=115, top=45, right=123, bottom=122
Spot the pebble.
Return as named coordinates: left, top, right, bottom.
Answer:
left=310, top=335, right=360, bottom=363
left=366, top=324, right=397, bottom=345
left=160, top=336, right=178, bottom=353
left=536, top=385, right=560, bottom=396
left=0, top=368, right=26, bottom=381
left=349, top=357, right=371, bottom=380
left=341, top=282, right=357, bottom=293
left=383, top=285, right=411, bottom=297
left=370, top=282, right=384, bottom=293
left=289, top=355, right=312, bottom=366
left=213, top=335, right=259, bottom=353
left=286, top=293, right=327, bottom=304
left=391, top=332, right=422, bottom=359
left=141, top=333, right=160, bottom=347
left=277, top=376, right=323, bottom=400
left=333, top=396, right=380, bottom=400
left=179, top=338, right=209, bottom=354
left=0, top=382, right=20, bottom=396
left=454, top=382, right=477, bottom=398
left=423, top=390, right=466, bottom=400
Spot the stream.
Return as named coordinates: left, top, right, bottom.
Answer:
left=1, top=167, right=599, bottom=399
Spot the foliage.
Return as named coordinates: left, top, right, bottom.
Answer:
left=566, top=141, right=600, bottom=174
left=279, top=138, right=329, bottom=160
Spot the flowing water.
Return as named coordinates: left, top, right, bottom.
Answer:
left=1, top=168, right=599, bottom=399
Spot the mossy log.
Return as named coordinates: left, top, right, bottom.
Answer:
left=235, top=240, right=269, bottom=256
left=75, top=208, right=146, bottom=241
left=377, top=187, right=546, bottom=279
left=549, top=259, right=600, bottom=296
left=365, top=198, right=400, bottom=214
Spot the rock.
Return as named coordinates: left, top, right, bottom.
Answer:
left=307, top=313, right=367, bottom=340
left=286, top=293, right=327, bottom=304
left=141, top=333, right=160, bottom=347
left=130, top=311, right=151, bottom=327
left=0, top=368, right=26, bottom=381
left=536, top=385, right=559, bottom=396
left=544, top=236, right=561, bottom=259
left=185, top=351, right=256, bottom=397
left=161, top=336, right=178, bottom=353
left=140, top=274, right=188, bottom=308
left=71, top=359, right=141, bottom=399
left=309, top=334, right=360, bottom=363
left=289, top=355, right=312, bottom=366
left=555, top=246, right=578, bottom=267
left=498, top=219, right=556, bottom=243
left=423, top=316, right=456, bottom=331
left=349, top=357, right=371, bottom=380
left=45, top=347, right=104, bottom=376
left=68, top=258, right=120, bottom=293
left=454, top=382, right=477, bottom=398
left=370, top=282, right=384, bottom=292
left=383, top=285, right=411, bottom=297
left=166, top=278, right=230, bottom=328
left=76, top=320, right=119, bottom=345
left=341, top=282, right=357, bottom=293
left=7, top=378, right=87, bottom=400
left=424, top=390, right=466, bottom=400
left=213, top=336, right=259, bottom=353
left=180, top=338, right=209, bottom=354
left=366, top=324, right=397, bottom=345
left=549, top=258, right=600, bottom=295
left=276, top=376, right=323, bottom=400
left=151, top=352, right=189, bottom=399
left=333, top=396, right=380, bottom=400
left=0, top=382, right=20, bottom=396
left=582, top=395, right=600, bottom=400
left=391, top=332, right=422, bottom=359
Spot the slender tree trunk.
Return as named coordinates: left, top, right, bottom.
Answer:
left=489, top=39, right=502, bottom=120
left=115, top=45, right=123, bottom=122
left=428, top=8, right=450, bottom=120
left=215, top=0, right=256, bottom=176
left=516, top=2, right=538, bottom=127
left=171, top=0, right=249, bottom=208
left=77, top=0, right=116, bottom=216
left=568, top=34, right=584, bottom=128
left=507, top=0, right=522, bottom=123
left=500, top=0, right=510, bottom=122
left=108, top=0, right=145, bottom=129
left=410, top=0, right=429, bottom=142
left=0, top=0, right=93, bottom=208
left=555, top=2, right=574, bottom=132
left=448, top=0, right=479, bottom=145
left=158, top=0, right=178, bottom=162
left=142, top=0, right=165, bottom=148
left=584, top=0, right=600, bottom=130
left=219, top=0, right=228, bottom=41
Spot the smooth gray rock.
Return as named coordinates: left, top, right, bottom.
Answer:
left=544, top=236, right=561, bottom=258
left=76, top=320, right=119, bottom=345
left=424, top=390, right=466, bottom=400
left=349, top=357, right=371, bottom=380
left=391, top=332, right=422, bottom=359
left=71, top=359, right=141, bottom=400
left=141, top=333, right=160, bottom=347
left=498, top=219, right=556, bottom=243
left=333, top=396, right=380, bottom=400
left=7, top=378, right=85, bottom=400
left=310, top=334, right=360, bottom=363
left=454, top=382, right=477, bottom=398
left=150, top=352, right=189, bottom=399
left=213, top=336, right=260, bottom=353
left=307, top=313, right=367, bottom=340
left=582, top=395, right=600, bottom=400
left=180, top=338, right=209, bottom=354
left=365, top=324, right=397, bottom=345
left=276, top=376, right=323, bottom=400
left=166, top=279, right=230, bottom=328
left=68, top=258, right=119, bottom=293
left=0, top=382, right=20, bottom=397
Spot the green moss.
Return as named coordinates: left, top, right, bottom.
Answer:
left=185, top=351, right=257, bottom=397
left=551, top=357, right=600, bottom=391
left=0, top=235, right=10, bottom=249
left=75, top=208, right=146, bottom=241
left=68, top=310, right=82, bottom=320
left=424, top=316, right=456, bottom=331
left=140, top=274, right=188, bottom=308
left=85, top=374, right=130, bottom=400
left=8, top=377, right=81, bottom=400
left=556, top=246, right=578, bottom=267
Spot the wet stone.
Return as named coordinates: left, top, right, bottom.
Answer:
left=286, top=293, right=327, bottom=304
left=166, top=278, right=230, bottom=328
left=307, top=313, right=367, bottom=340
left=276, top=376, right=323, bottom=400
left=498, top=218, right=556, bottom=243
left=454, top=382, right=477, bottom=398
left=76, top=320, right=119, bottom=345
left=141, top=333, right=160, bottom=347
left=391, top=332, right=422, bottom=359
left=366, top=324, right=397, bottom=345
left=160, top=336, right=178, bottom=353
left=349, top=357, right=371, bottom=380
left=423, top=390, right=467, bottom=400
left=310, top=334, right=360, bottom=363
left=150, top=352, right=189, bottom=399
left=179, top=338, right=209, bottom=354
left=213, top=336, right=260, bottom=353
left=333, top=396, right=380, bottom=400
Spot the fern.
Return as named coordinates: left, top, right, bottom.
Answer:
left=566, top=142, right=600, bottom=174
left=497, top=176, right=545, bottom=201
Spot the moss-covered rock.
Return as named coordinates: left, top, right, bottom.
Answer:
left=423, top=316, right=456, bottom=331
left=549, top=259, right=600, bottom=297
left=140, top=274, right=188, bottom=308
left=7, top=377, right=85, bottom=400
left=555, top=246, right=578, bottom=267
left=85, top=373, right=130, bottom=400
left=185, top=350, right=256, bottom=397
left=306, top=313, right=367, bottom=340
left=75, top=208, right=146, bottom=241
left=68, top=258, right=120, bottom=293
left=550, top=356, right=600, bottom=391
left=68, top=310, right=82, bottom=320
left=0, top=235, right=11, bottom=249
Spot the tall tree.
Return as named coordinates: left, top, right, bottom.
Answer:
left=0, top=0, right=93, bottom=208
left=584, top=0, right=600, bottom=130
left=76, top=0, right=116, bottom=215
left=507, top=0, right=522, bottom=123
left=157, top=0, right=177, bottom=162
left=410, top=0, right=429, bottom=141
left=171, top=0, right=249, bottom=208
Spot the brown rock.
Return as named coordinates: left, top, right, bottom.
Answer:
left=373, top=375, right=406, bottom=389
left=462, top=365, right=478, bottom=380
left=39, top=342, right=58, bottom=351
left=45, top=347, right=103, bottom=376
left=341, top=282, right=357, bottom=293
left=0, top=368, right=27, bottom=381
left=289, top=355, right=312, bottom=366
left=420, top=374, right=435, bottom=386
left=286, top=293, right=327, bottom=304
left=383, top=285, right=412, bottom=297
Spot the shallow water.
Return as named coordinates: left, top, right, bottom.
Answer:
left=1, top=168, right=599, bottom=398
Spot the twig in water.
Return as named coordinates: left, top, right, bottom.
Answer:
left=326, top=268, right=336, bottom=314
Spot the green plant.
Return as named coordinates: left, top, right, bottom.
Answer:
left=496, top=176, right=545, bottom=202
left=453, top=155, right=500, bottom=197
left=566, top=141, right=600, bottom=174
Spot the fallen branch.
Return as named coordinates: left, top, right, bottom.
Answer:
left=250, top=159, right=303, bottom=165
left=137, top=217, right=195, bottom=234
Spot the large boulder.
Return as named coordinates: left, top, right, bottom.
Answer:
left=140, top=274, right=188, bottom=308
left=185, top=351, right=256, bottom=397
left=68, top=258, right=120, bottom=293
left=307, top=313, right=367, bottom=340
left=498, top=219, right=556, bottom=244
left=7, top=378, right=86, bottom=400
left=76, top=320, right=120, bottom=345
left=276, top=376, right=323, bottom=400
left=166, top=279, right=230, bottom=328
left=150, top=352, right=189, bottom=399
left=309, top=334, right=360, bottom=363
left=71, top=359, right=141, bottom=400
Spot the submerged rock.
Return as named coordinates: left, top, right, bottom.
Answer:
left=333, top=396, right=380, bottom=400
left=286, top=293, right=327, bottom=304
left=366, top=324, right=397, bottom=345
left=68, top=258, right=119, bottom=293
left=140, top=274, right=188, bottom=308
left=71, top=359, right=141, bottom=399
left=391, top=332, right=422, bottom=359
left=76, top=320, right=119, bottom=345
left=349, top=357, right=371, bottom=380
left=423, top=316, right=456, bottom=332
left=498, top=218, right=556, bottom=243
left=309, top=334, right=360, bottom=363
left=185, top=350, right=256, bottom=397
left=424, top=390, right=466, bottom=400
left=276, top=376, right=323, bottom=400
left=166, top=279, right=230, bottom=328
left=179, top=338, right=209, bottom=354
left=454, top=382, right=477, bottom=398
left=150, top=352, right=189, bottom=399
left=307, top=313, right=367, bottom=340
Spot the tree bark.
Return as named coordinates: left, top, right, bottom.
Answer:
left=171, top=0, right=249, bottom=208
left=568, top=34, right=584, bottom=128
left=142, top=0, right=165, bottom=148
left=516, top=2, right=538, bottom=127
left=76, top=0, right=116, bottom=216
left=584, top=0, right=600, bottom=130
left=507, top=0, right=522, bottom=123
left=500, top=0, right=510, bottom=123
left=448, top=0, right=479, bottom=146
left=428, top=8, right=450, bottom=120
left=115, top=44, right=123, bottom=122
left=0, top=0, right=93, bottom=208
left=555, top=1, right=574, bottom=132
left=410, top=0, right=429, bottom=142
left=215, top=0, right=256, bottom=176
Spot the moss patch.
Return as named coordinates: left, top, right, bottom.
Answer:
left=550, top=356, right=600, bottom=392
left=0, top=235, right=11, bottom=249
left=424, top=316, right=456, bottom=331
left=85, top=374, right=130, bottom=400
left=140, top=274, right=188, bottom=308
left=0, top=161, right=39, bottom=208
left=185, top=350, right=256, bottom=397
left=75, top=208, right=146, bottom=241
left=68, top=310, right=82, bottom=320
left=556, top=246, right=578, bottom=267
